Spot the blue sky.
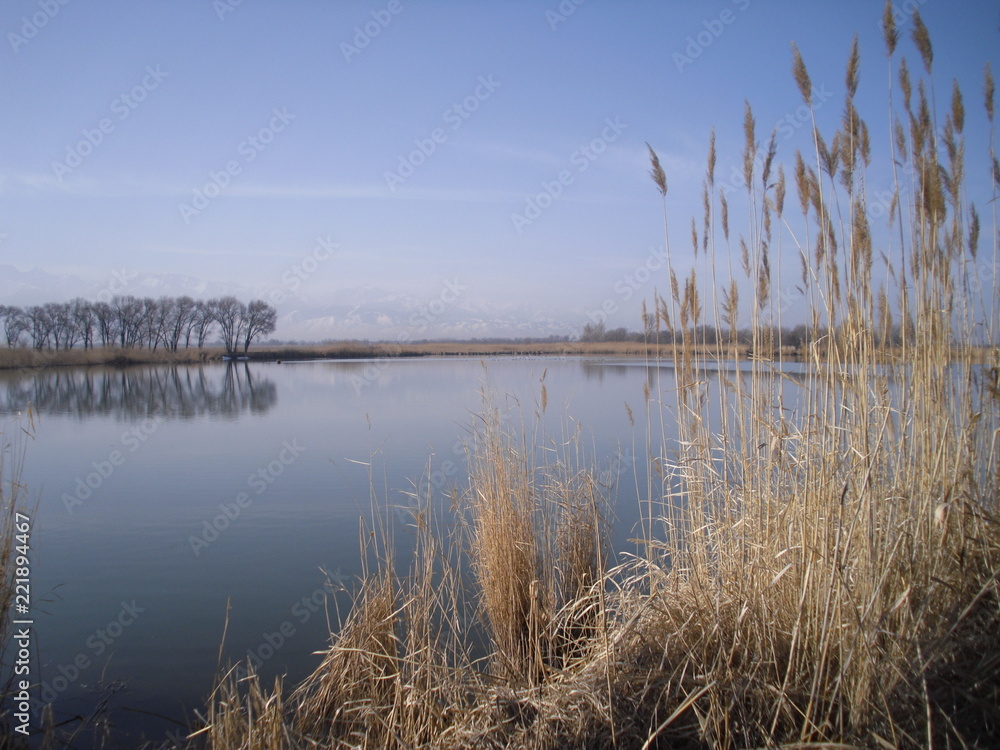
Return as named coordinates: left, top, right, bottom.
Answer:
left=2, top=0, right=998, bottom=336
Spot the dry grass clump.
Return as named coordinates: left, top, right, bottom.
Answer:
left=0, top=346, right=223, bottom=370
left=192, top=5, right=999, bottom=747
left=195, top=668, right=291, bottom=750
left=291, top=570, right=400, bottom=740
left=467, top=405, right=609, bottom=685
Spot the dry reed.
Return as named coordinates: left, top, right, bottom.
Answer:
left=86, top=5, right=1000, bottom=746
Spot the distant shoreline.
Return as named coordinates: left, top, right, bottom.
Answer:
left=1, top=342, right=994, bottom=370
left=0, top=341, right=734, bottom=370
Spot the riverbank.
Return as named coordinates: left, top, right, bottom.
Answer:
left=0, top=341, right=748, bottom=370
left=2, top=341, right=995, bottom=372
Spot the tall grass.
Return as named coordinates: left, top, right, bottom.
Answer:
left=0, top=346, right=222, bottom=370
left=194, top=7, right=999, bottom=747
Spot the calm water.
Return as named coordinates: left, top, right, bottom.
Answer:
left=4, top=356, right=696, bottom=745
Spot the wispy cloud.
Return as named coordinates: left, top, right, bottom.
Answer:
left=457, top=140, right=568, bottom=168
left=0, top=170, right=525, bottom=204
left=152, top=245, right=288, bottom=258
left=226, top=182, right=518, bottom=203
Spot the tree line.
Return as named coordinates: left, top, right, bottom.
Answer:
left=579, top=320, right=909, bottom=350
left=0, top=296, right=277, bottom=354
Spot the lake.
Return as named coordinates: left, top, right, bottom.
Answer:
left=3, top=356, right=697, bottom=745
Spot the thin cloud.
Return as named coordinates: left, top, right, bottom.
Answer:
left=152, top=245, right=287, bottom=258
left=457, top=139, right=568, bottom=168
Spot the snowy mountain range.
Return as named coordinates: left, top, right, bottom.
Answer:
left=0, top=264, right=579, bottom=341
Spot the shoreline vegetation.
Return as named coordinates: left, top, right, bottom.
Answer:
left=2, top=5, right=999, bottom=748
left=1, top=340, right=997, bottom=371
left=0, top=340, right=733, bottom=369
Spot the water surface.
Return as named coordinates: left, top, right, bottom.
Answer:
left=4, top=356, right=682, bottom=744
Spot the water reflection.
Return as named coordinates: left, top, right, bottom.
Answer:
left=0, top=362, right=276, bottom=419
left=580, top=361, right=635, bottom=382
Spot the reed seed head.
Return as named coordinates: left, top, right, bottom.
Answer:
left=702, top=184, right=711, bottom=253
left=882, top=0, right=899, bottom=56
left=743, top=100, right=756, bottom=189
left=791, top=42, right=812, bottom=104
left=646, top=142, right=667, bottom=196
left=720, top=190, right=730, bottom=242
left=968, top=204, right=980, bottom=258
left=894, top=118, right=907, bottom=161
left=986, top=62, right=995, bottom=123
left=846, top=34, right=861, bottom=99
left=722, top=278, right=739, bottom=330
left=761, top=129, right=777, bottom=191
left=859, top=118, right=871, bottom=166
left=951, top=79, right=965, bottom=134
left=900, top=57, right=912, bottom=111
left=912, top=11, right=933, bottom=73
left=816, top=128, right=839, bottom=178
left=758, top=244, right=771, bottom=306
left=707, top=128, right=717, bottom=188
left=775, top=165, right=786, bottom=217
left=795, top=151, right=810, bottom=216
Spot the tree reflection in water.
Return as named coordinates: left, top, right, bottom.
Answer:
left=0, top=362, right=276, bottom=420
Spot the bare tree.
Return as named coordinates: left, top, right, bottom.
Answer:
left=111, top=295, right=145, bottom=348
left=580, top=321, right=607, bottom=342
left=165, top=295, right=197, bottom=351
left=27, top=306, right=54, bottom=349
left=45, top=302, right=75, bottom=349
left=0, top=306, right=29, bottom=348
left=240, top=299, right=277, bottom=353
left=71, top=298, right=96, bottom=349
left=212, top=296, right=247, bottom=354
left=192, top=300, right=216, bottom=349
left=92, top=301, right=117, bottom=347
left=141, top=297, right=171, bottom=351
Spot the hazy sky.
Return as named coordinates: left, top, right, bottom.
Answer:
left=2, top=0, right=998, bottom=333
